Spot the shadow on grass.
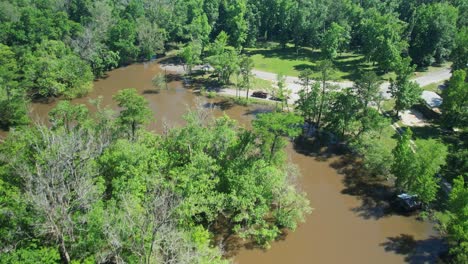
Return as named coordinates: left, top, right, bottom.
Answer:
left=246, top=47, right=322, bottom=62
left=381, top=234, right=446, bottom=264
left=247, top=47, right=380, bottom=81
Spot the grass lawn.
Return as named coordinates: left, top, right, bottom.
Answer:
left=422, top=81, right=445, bottom=95
left=246, top=46, right=375, bottom=81
left=413, top=62, right=452, bottom=78
left=381, top=99, right=396, bottom=113
left=245, top=45, right=387, bottom=81
left=379, top=124, right=399, bottom=150
left=228, top=75, right=273, bottom=92
left=245, top=44, right=449, bottom=82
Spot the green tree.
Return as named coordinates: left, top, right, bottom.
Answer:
left=352, top=130, right=394, bottom=178
left=409, top=3, right=458, bottom=66
left=181, top=40, right=202, bottom=75
left=23, top=40, right=94, bottom=98
left=359, top=8, right=407, bottom=72
left=353, top=71, right=382, bottom=117
left=389, top=58, right=422, bottom=117
left=315, top=60, right=336, bottom=130
left=441, top=69, right=468, bottom=128
left=451, top=27, right=468, bottom=72
left=392, top=129, right=448, bottom=204
left=0, top=43, right=29, bottom=128
left=152, top=73, right=167, bottom=91
left=273, top=73, right=290, bottom=111
left=207, top=37, right=239, bottom=85
left=296, top=69, right=319, bottom=125
left=48, top=101, right=90, bottom=132
left=239, top=55, right=254, bottom=100
left=326, top=88, right=359, bottom=139
left=221, top=0, right=248, bottom=49
left=439, top=176, right=468, bottom=263
left=186, top=7, right=212, bottom=48
left=108, top=19, right=139, bottom=65
left=392, top=129, right=417, bottom=192
left=321, top=22, right=350, bottom=60
left=253, top=112, right=303, bottom=162
left=113, top=88, right=152, bottom=140
left=136, top=17, right=166, bottom=60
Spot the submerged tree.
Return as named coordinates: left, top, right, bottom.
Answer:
left=253, top=112, right=303, bottom=162
left=113, top=88, right=152, bottom=140
left=392, top=128, right=447, bottom=204
left=315, top=60, right=336, bottom=130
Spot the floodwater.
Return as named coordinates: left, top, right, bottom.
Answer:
left=20, top=61, right=443, bottom=263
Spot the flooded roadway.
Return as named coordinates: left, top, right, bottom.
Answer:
left=20, top=61, right=442, bottom=263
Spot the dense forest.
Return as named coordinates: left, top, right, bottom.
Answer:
left=0, top=0, right=467, bottom=263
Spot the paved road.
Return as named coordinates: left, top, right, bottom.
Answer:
left=249, top=68, right=451, bottom=102
left=161, top=63, right=452, bottom=104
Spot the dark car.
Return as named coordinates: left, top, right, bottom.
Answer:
left=252, top=91, right=268, bottom=98
left=396, top=193, right=422, bottom=212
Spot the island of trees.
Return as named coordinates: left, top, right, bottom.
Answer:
left=0, top=0, right=467, bottom=263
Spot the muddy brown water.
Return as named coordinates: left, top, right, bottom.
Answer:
left=9, top=61, right=442, bottom=263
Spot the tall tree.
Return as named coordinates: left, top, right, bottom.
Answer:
left=220, top=0, right=248, bottom=49
left=296, top=69, right=319, bottom=126
left=23, top=40, right=94, bottom=99
left=392, top=129, right=448, bottom=204
left=113, top=88, right=152, bottom=140
left=441, top=69, right=468, bottom=128
left=451, top=27, right=468, bottom=72
left=392, top=128, right=417, bottom=193
left=253, top=112, right=303, bottom=162
left=181, top=40, right=203, bottom=75
left=4, top=126, right=106, bottom=264
left=321, top=22, right=350, bottom=60
left=438, top=176, right=468, bottom=263
left=359, top=8, right=407, bottom=72
left=315, top=60, right=336, bottom=130
left=353, top=71, right=382, bottom=117
left=239, top=55, right=254, bottom=100
left=389, top=58, right=422, bottom=117
left=325, top=88, right=359, bottom=139
left=0, top=43, right=28, bottom=128
left=409, top=3, right=458, bottom=67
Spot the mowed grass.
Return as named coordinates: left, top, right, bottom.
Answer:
left=228, top=75, right=273, bottom=91
left=245, top=44, right=448, bottom=82
left=245, top=45, right=378, bottom=81
left=422, top=81, right=445, bottom=95
left=379, top=123, right=399, bottom=150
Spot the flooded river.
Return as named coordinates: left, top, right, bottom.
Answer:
left=19, top=61, right=443, bottom=263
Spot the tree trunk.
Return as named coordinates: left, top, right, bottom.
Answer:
left=316, top=80, right=327, bottom=129
left=269, top=135, right=279, bottom=161
left=59, top=237, right=71, bottom=264
left=131, top=120, right=136, bottom=140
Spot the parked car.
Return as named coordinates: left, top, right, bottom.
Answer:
left=252, top=91, right=268, bottom=98
left=396, top=193, right=422, bottom=212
